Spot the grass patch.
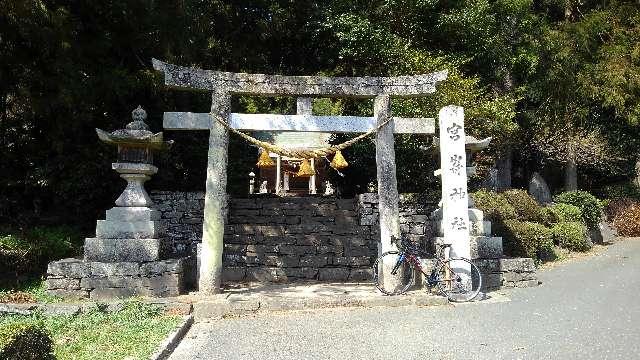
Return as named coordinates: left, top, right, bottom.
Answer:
left=0, top=300, right=181, bottom=360
left=0, top=278, right=61, bottom=304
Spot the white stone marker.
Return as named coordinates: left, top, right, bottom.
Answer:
left=438, top=106, right=471, bottom=262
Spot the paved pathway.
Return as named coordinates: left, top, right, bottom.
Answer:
left=169, top=239, right=640, bottom=360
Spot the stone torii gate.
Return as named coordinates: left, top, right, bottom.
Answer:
left=152, top=59, right=469, bottom=294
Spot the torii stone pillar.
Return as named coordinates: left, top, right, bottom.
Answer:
left=375, top=95, right=400, bottom=255
left=200, top=93, right=230, bottom=294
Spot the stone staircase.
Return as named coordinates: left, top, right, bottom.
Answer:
left=221, top=197, right=377, bottom=283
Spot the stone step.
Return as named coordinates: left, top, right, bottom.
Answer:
left=433, top=236, right=503, bottom=259
left=84, top=238, right=170, bottom=262
left=105, top=207, right=161, bottom=222
left=228, top=198, right=356, bottom=212
left=95, top=220, right=165, bottom=239
left=226, top=224, right=366, bottom=236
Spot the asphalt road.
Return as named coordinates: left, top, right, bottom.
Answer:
left=169, top=239, right=640, bottom=360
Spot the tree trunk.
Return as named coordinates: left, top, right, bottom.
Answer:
left=635, top=159, right=640, bottom=188
left=496, top=148, right=512, bottom=190
left=565, top=153, right=578, bottom=191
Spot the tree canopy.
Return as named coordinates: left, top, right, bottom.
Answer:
left=1, top=0, right=639, bottom=229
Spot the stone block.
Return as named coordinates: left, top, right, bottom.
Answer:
left=278, top=245, right=316, bottom=255
left=263, top=255, right=300, bottom=267
left=348, top=256, right=372, bottom=266
left=143, top=273, right=182, bottom=291
left=481, top=273, right=502, bottom=290
left=282, top=267, right=318, bottom=279
left=81, top=276, right=142, bottom=289
left=470, top=236, right=503, bottom=259
left=90, top=262, right=140, bottom=277
left=299, top=256, right=329, bottom=267
left=318, top=268, right=350, bottom=281
left=500, top=258, right=536, bottom=273
left=90, top=288, right=139, bottom=300
left=222, top=267, right=247, bottom=282
left=245, top=268, right=287, bottom=282
left=473, top=259, right=501, bottom=273
left=45, top=289, right=89, bottom=300
left=348, top=268, right=373, bottom=281
left=358, top=193, right=378, bottom=204
left=84, top=238, right=169, bottom=262
left=502, top=271, right=536, bottom=282
left=95, top=220, right=165, bottom=239
left=45, top=278, right=80, bottom=290
left=105, top=207, right=161, bottom=222
left=140, top=259, right=184, bottom=276
left=42, top=304, right=82, bottom=316
left=47, top=258, right=90, bottom=278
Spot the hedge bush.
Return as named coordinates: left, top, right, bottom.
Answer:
left=551, top=222, right=591, bottom=252
left=499, top=220, right=555, bottom=262
left=608, top=198, right=640, bottom=236
left=531, top=203, right=582, bottom=227
left=0, top=321, right=54, bottom=360
left=502, top=189, right=543, bottom=222
left=554, top=191, right=603, bottom=229
left=471, top=190, right=517, bottom=221
left=0, top=226, right=82, bottom=283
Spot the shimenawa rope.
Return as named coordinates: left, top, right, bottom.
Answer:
left=211, top=113, right=393, bottom=159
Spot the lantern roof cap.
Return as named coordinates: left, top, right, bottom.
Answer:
left=96, top=106, right=172, bottom=150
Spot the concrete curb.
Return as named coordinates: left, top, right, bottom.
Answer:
left=193, top=293, right=450, bottom=320
left=149, top=315, right=194, bottom=360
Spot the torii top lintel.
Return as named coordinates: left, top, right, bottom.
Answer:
left=152, top=59, right=448, bottom=98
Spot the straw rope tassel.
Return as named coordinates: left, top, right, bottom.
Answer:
left=296, top=159, right=315, bottom=177
left=256, top=150, right=275, bottom=168
left=330, top=150, right=348, bottom=169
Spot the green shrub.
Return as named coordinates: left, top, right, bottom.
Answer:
left=471, top=190, right=517, bottom=221
left=550, top=203, right=583, bottom=223
left=554, top=191, right=603, bottom=229
left=502, top=189, right=543, bottom=222
left=551, top=222, right=591, bottom=252
left=0, top=321, right=54, bottom=360
left=499, top=220, right=555, bottom=262
left=0, top=226, right=82, bottom=282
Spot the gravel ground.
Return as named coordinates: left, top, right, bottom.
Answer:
left=170, top=239, right=640, bottom=360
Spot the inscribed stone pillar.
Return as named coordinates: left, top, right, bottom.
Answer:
left=438, top=106, right=471, bottom=261
left=199, top=93, right=230, bottom=294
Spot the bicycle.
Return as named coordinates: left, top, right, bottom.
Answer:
left=372, top=236, right=482, bottom=302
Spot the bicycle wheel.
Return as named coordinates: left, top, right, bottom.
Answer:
left=372, top=251, right=414, bottom=295
left=435, top=257, right=482, bottom=302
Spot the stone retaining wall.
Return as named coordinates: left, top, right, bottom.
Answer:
left=150, top=192, right=537, bottom=289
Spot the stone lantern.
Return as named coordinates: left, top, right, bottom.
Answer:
left=96, top=106, right=172, bottom=207
left=45, top=106, right=186, bottom=300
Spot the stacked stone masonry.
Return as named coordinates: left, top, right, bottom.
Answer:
left=45, top=258, right=186, bottom=300
left=151, top=192, right=537, bottom=289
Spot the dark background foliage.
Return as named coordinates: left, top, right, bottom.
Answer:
left=2, top=0, right=639, bottom=232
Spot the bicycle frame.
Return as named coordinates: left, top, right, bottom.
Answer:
left=391, top=250, right=459, bottom=289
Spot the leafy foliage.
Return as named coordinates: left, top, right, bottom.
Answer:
left=0, top=321, right=54, bottom=360
left=550, top=222, right=591, bottom=252
left=502, top=189, right=543, bottom=222
left=554, top=191, right=603, bottom=229
left=542, top=203, right=584, bottom=225
left=499, top=220, right=555, bottom=262
left=471, top=190, right=517, bottom=221
left=0, top=226, right=81, bottom=283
